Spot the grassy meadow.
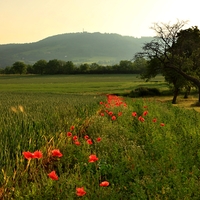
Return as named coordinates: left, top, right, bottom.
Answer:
left=1, top=74, right=200, bottom=199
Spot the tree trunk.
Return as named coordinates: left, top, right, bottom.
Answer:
left=167, top=66, right=200, bottom=102
left=184, top=86, right=191, bottom=98
left=172, top=88, right=179, bottom=104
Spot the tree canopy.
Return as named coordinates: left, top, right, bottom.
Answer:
left=135, top=20, right=200, bottom=103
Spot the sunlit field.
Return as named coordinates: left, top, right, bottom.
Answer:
left=1, top=74, right=200, bottom=199
left=0, top=74, right=166, bottom=94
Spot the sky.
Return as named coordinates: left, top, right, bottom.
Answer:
left=0, top=0, right=199, bottom=44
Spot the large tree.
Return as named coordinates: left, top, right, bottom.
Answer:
left=135, top=20, right=200, bottom=103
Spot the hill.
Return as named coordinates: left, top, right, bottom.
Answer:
left=0, top=32, right=153, bottom=68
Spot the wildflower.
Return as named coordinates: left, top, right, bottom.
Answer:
left=76, top=187, right=86, bottom=196
left=73, top=136, right=78, bottom=141
left=152, top=118, right=157, bottom=122
left=111, top=116, right=116, bottom=120
left=108, top=111, right=113, bottom=116
left=143, top=106, right=148, bottom=108
left=160, top=123, right=165, bottom=126
left=143, top=111, right=148, bottom=116
left=67, top=132, right=72, bottom=137
left=96, top=137, right=101, bottom=142
left=52, top=149, right=63, bottom=157
left=23, top=151, right=35, bottom=160
left=100, top=112, right=104, bottom=116
left=118, top=112, right=122, bottom=116
left=138, top=116, right=145, bottom=122
left=48, top=171, right=58, bottom=180
left=84, top=135, right=89, bottom=140
left=33, top=150, right=43, bottom=159
left=132, top=112, right=137, bottom=117
left=70, top=125, right=75, bottom=131
left=100, top=181, right=109, bottom=187
left=99, top=101, right=103, bottom=105
left=87, top=139, right=93, bottom=145
left=74, top=141, right=81, bottom=146
left=88, top=154, right=98, bottom=162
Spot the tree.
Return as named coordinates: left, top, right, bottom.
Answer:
left=12, top=61, right=27, bottom=74
left=135, top=20, right=200, bottom=103
left=33, top=60, right=47, bottom=75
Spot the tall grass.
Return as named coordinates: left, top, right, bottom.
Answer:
left=1, top=92, right=200, bottom=199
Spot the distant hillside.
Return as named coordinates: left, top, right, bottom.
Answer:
left=0, top=32, right=153, bottom=68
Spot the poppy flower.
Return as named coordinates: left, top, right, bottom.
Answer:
left=160, top=123, right=165, bottom=126
left=152, top=118, right=157, bottom=122
left=100, top=112, right=104, bottom=116
left=96, top=137, right=101, bottom=142
left=23, top=151, right=35, bottom=160
left=87, top=139, right=93, bottom=145
left=33, top=150, right=43, bottom=159
left=70, top=126, right=75, bottom=131
left=108, top=111, right=113, bottom=116
left=143, top=111, right=148, bottom=116
left=84, top=135, right=89, bottom=140
left=111, top=116, right=116, bottom=120
left=132, top=112, right=137, bottom=117
left=118, top=112, right=122, bottom=116
left=99, top=101, right=103, bottom=105
left=88, top=154, right=98, bottom=162
left=100, top=181, right=109, bottom=187
left=138, top=116, right=145, bottom=122
left=67, top=132, right=72, bottom=137
left=74, top=141, right=81, bottom=146
left=76, top=187, right=86, bottom=196
left=48, top=171, right=58, bottom=180
left=73, top=136, right=78, bottom=141
left=52, top=149, right=63, bottom=157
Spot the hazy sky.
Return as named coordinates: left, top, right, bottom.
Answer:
left=0, top=0, right=199, bottom=44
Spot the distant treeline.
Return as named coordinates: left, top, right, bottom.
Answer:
left=0, top=58, right=146, bottom=75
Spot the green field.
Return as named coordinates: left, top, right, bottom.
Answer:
left=0, top=74, right=167, bottom=94
left=1, top=74, right=200, bottom=199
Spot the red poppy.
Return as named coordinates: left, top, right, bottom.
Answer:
left=73, top=136, right=78, bottom=141
left=52, top=149, right=63, bottom=157
left=100, top=112, right=104, bottom=116
left=99, top=101, right=103, bottom=105
left=132, top=112, right=137, bottom=117
left=96, top=137, right=101, bottom=142
left=160, top=123, right=165, bottom=126
left=152, top=118, right=157, bottom=122
left=88, top=154, right=98, bottom=162
left=48, top=171, right=58, bottom=180
left=111, top=116, right=116, bottom=120
left=67, top=132, right=72, bottom=137
left=84, top=135, right=89, bottom=140
left=100, top=181, right=109, bottom=187
left=108, top=111, right=113, bottom=116
left=138, top=116, right=145, bottom=122
left=143, top=111, right=148, bottom=116
left=118, top=112, right=122, bottom=116
left=33, top=150, right=43, bottom=159
left=76, top=187, right=86, bottom=196
left=87, top=139, right=93, bottom=145
left=74, top=141, right=81, bottom=146
left=70, top=125, right=75, bottom=131
left=23, top=151, right=35, bottom=160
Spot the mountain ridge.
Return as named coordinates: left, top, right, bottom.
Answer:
left=0, top=32, right=153, bottom=68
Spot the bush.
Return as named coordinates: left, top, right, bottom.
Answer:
left=128, top=87, right=161, bottom=97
